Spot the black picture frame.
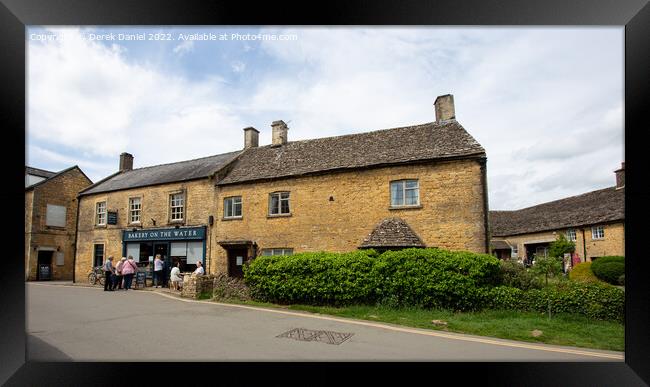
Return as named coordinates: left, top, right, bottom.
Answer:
left=2, top=0, right=648, bottom=385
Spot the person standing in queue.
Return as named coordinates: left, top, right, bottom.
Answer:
left=113, top=257, right=125, bottom=290
left=103, top=256, right=115, bottom=291
left=121, top=255, right=137, bottom=290
left=153, top=254, right=163, bottom=288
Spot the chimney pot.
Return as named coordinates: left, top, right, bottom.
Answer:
left=243, top=127, right=259, bottom=149
left=434, top=94, right=456, bottom=123
left=271, top=120, right=288, bottom=146
left=119, top=152, right=133, bottom=172
left=615, top=162, right=625, bottom=189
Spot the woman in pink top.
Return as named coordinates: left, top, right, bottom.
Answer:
left=122, top=256, right=138, bottom=290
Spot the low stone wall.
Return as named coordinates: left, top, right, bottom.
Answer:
left=181, top=275, right=216, bottom=299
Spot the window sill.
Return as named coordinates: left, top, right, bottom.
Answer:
left=267, top=213, right=292, bottom=218
left=222, top=216, right=243, bottom=221
left=128, top=222, right=142, bottom=227
left=45, top=226, right=66, bottom=230
left=389, top=205, right=423, bottom=211
left=94, top=224, right=107, bottom=229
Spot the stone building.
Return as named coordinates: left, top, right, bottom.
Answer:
left=74, top=94, right=489, bottom=281
left=490, top=163, right=625, bottom=266
left=25, top=165, right=93, bottom=280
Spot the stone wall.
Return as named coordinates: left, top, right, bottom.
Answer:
left=181, top=275, right=215, bottom=299
left=213, top=158, right=487, bottom=275
left=25, top=168, right=92, bottom=281
left=74, top=178, right=217, bottom=282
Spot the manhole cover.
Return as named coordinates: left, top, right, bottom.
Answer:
left=277, top=328, right=353, bottom=345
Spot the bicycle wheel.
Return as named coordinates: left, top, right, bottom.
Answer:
left=99, top=276, right=105, bottom=286
left=88, top=272, right=97, bottom=285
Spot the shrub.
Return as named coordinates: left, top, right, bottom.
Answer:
left=373, top=248, right=501, bottom=310
left=569, top=262, right=602, bottom=284
left=479, top=285, right=525, bottom=310
left=244, top=248, right=501, bottom=310
left=521, top=281, right=624, bottom=322
left=618, top=274, right=625, bottom=286
left=530, top=255, right=563, bottom=286
left=591, top=256, right=625, bottom=285
left=498, top=259, right=541, bottom=290
left=244, top=249, right=381, bottom=305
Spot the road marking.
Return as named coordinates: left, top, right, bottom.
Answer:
left=28, top=283, right=624, bottom=360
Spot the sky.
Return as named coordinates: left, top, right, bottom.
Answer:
left=26, top=26, right=624, bottom=210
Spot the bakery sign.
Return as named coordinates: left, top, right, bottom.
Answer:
left=122, top=226, right=205, bottom=242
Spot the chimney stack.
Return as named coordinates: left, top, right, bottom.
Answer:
left=434, top=94, right=456, bottom=123
left=243, top=127, right=259, bottom=149
left=119, top=152, right=133, bottom=172
left=615, top=162, right=625, bottom=189
left=271, top=120, right=288, bottom=146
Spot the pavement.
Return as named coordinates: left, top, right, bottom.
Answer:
left=26, top=282, right=624, bottom=361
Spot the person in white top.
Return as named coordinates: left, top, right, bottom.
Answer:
left=153, top=254, right=164, bottom=288
left=170, top=262, right=183, bottom=290
left=193, top=261, right=205, bottom=276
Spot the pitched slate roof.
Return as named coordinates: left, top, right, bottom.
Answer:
left=25, top=165, right=92, bottom=191
left=26, top=166, right=57, bottom=179
left=490, top=186, right=625, bottom=237
left=217, top=120, right=485, bottom=185
left=359, top=217, right=426, bottom=248
left=80, top=151, right=241, bottom=196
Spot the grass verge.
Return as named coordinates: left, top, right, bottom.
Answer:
left=211, top=298, right=624, bottom=352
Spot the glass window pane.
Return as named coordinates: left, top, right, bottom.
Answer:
left=186, top=241, right=203, bottom=264
left=170, top=242, right=187, bottom=257
left=391, top=182, right=403, bottom=205
left=234, top=201, right=242, bottom=216
left=224, top=198, right=232, bottom=217
left=127, top=243, right=141, bottom=262
left=281, top=198, right=290, bottom=214
left=405, top=187, right=419, bottom=205
left=405, top=180, right=418, bottom=189
left=270, top=195, right=279, bottom=214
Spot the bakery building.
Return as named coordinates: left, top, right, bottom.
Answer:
left=25, top=165, right=93, bottom=280
left=490, top=163, right=625, bottom=266
left=74, top=94, right=490, bottom=281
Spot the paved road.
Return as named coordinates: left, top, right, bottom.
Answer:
left=26, top=283, right=624, bottom=361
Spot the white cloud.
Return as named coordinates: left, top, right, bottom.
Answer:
left=27, top=27, right=624, bottom=210
left=28, top=27, right=246, bottom=182
left=173, top=40, right=194, bottom=56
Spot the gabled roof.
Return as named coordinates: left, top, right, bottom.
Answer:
left=80, top=151, right=241, bottom=196
left=359, top=217, right=426, bottom=248
left=26, top=166, right=57, bottom=179
left=25, top=165, right=92, bottom=191
left=217, top=120, right=485, bottom=185
left=490, top=186, right=625, bottom=237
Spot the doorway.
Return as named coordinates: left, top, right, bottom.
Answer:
left=153, top=242, right=169, bottom=284
left=227, top=248, right=248, bottom=278
left=37, top=250, right=53, bottom=281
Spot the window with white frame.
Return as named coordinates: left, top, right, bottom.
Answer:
left=45, top=204, right=67, bottom=227
left=261, top=248, right=293, bottom=256
left=390, top=179, right=420, bottom=207
left=566, top=228, right=577, bottom=242
left=511, top=245, right=518, bottom=258
left=224, top=196, right=242, bottom=218
left=269, top=192, right=290, bottom=215
left=170, top=193, right=184, bottom=221
left=96, top=201, right=106, bottom=225
left=129, top=197, right=141, bottom=224
left=591, top=226, right=605, bottom=240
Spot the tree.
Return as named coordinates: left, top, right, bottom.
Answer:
left=531, top=255, right=563, bottom=286
left=548, top=234, right=575, bottom=258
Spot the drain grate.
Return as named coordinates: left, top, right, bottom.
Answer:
left=277, top=328, right=353, bottom=345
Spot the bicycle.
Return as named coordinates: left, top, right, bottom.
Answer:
left=88, top=266, right=106, bottom=286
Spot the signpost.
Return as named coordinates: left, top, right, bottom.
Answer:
left=107, top=211, right=118, bottom=225
left=135, top=271, right=146, bottom=288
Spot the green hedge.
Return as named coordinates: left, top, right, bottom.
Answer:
left=243, top=248, right=623, bottom=321
left=243, top=250, right=381, bottom=305
left=481, top=282, right=624, bottom=322
left=244, top=248, right=500, bottom=309
left=591, top=256, right=625, bottom=285
left=568, top=262, right=602, bottom=283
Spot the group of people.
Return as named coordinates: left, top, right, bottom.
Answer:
left=103, top=254, right=205, bottom=292
left=102, top=255, right=138, bottom=291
